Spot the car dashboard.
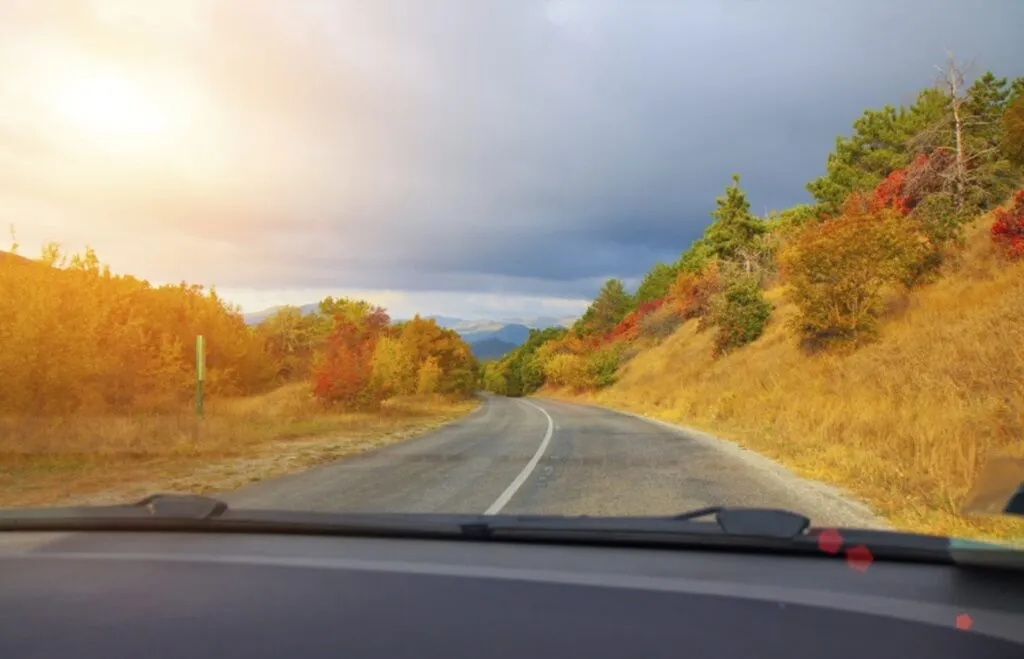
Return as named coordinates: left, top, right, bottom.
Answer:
left=1, top=529, right=1022, bottom=658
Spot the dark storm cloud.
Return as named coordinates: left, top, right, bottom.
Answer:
left=3, top=0, right=1024, bottom=301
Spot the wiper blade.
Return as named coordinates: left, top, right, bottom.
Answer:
left=0, top=494, right=471, bottom=539
left=2, top=495, right=1019, bottom=569
left=671, top=506, right=812, bottom=539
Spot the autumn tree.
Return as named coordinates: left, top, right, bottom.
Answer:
left=780, top=195, right=924, bottom=347
left=312, top=306, right=390, bottom=408
left=667, top=260, right=722, bottom=325
left=258, top=306, right=320, bottom=382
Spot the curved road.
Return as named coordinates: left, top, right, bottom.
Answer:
left=225, top=395, right=880, bottom=527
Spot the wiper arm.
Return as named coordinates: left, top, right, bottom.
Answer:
left=0, top=494, right=472, bottom=540
left=671, top=506, right=812, bottom=539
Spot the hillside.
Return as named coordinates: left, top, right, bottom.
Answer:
left=480, top=63, right=1024, bottom=542
left=562, top=218, right=1024, bottom=541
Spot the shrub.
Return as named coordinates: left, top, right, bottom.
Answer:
left=588, top=345, right=622, bottom=388
left=543, top=353, right=592, bottom=390
left=991, top=189, right=1024, bottom=260
left=780, top=194, right=923, bottom=348
left=708, top=276, right=773, bottom=356
left=668, top=261, right=722, bottom=326
left=608, top=298, right=666, bottom=343
left=904, top=193, right=966, bottom=285
left=638, top=302, right=683, bottom=340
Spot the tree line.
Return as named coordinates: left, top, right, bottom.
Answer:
left=0, top=247, right=478, bottom=417
left=483, top=59, right=1024, bottom=396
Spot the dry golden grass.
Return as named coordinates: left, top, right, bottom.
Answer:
left=558, top=218, right=1024, bottom=543
left=0, top=383, right=478, bottom=507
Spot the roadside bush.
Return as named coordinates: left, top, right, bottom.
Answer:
left=587, top=345, right=622, bottom=388
left=668, top=261, right=722, bottom=327
left=991, top=189, right=1024, bottom=260
left=707, top=276, right=773, bottom=356
left=543, top=353, right=592, bottom=390
left=638, top=302, right=683, bottom=340
left=780, top=194, right=923, bottom=348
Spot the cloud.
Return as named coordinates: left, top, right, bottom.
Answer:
left=2, top=0, right=1023, bottom=316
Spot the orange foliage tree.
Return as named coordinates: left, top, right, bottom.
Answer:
left=667, top=261, right=722, bottom=327
left=780, top=194, right=925, bottom=347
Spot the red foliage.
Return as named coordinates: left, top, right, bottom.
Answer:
left=991, top=189, right=1024, bottom=260
left=606, top=298, right=666, bottom=343
left=871, top=152, right=950, bottom=216
left=872, top=167, right=911, bottom=215
left=312, top=308, right=390, bottom=407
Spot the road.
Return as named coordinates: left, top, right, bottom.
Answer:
left=225, top=395, right=881, bottom=527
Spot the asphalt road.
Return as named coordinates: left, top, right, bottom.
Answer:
left=225, top=395, right=882, bottom=527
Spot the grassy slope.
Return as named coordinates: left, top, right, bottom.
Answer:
left=564, top=218, right=1024, bottom=542
left=0, top=384, right=478, bottom=507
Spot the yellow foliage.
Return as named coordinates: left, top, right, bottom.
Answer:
left=416, top=357, right=442, bottom=395
left=543, top=353, right=593, bottom=390
left=371, top=335, right=418, bottom=396
left=0, top=244, right=274, bottom=416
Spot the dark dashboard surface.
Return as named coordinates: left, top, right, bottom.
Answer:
left=1, top=530, right=1021, bottom=658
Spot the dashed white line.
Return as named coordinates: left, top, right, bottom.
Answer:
left=484, top=399, right=554, bottom=515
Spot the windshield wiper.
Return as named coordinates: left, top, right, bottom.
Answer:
left=1, top=494, right=1020, bottom=569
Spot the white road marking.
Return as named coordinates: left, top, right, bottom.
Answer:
left=484, top=399, right=554, bottom=515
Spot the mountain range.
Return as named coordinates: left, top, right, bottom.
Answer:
left=242, top=305, right=576, bottom=360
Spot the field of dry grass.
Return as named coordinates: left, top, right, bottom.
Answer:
left=0, top=383, right=478, bottom=507
left=556, top=218, right=1024, bottom=543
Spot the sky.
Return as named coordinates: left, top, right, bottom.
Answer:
left=2, top=1, right=1023, bottom=319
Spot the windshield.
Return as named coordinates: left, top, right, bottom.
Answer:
left=1, top=1, right=1023, bottom=551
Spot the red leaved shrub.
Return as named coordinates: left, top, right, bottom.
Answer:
left=991, top=189, right=1024, bottom=260
left=607, top=298, right=666, bottom=343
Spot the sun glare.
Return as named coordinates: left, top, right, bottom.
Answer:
left=53, top=72, right=172, bottom=143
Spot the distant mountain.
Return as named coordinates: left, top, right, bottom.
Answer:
left=243, top=303, right=318, bottom=325
left=243, top=305, right=576, bottom=358
left=460, top=323, right=531, bottom=346
left=468, top=337, right=519, bottom=360
left=424, top=315, right=465, bottom=329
